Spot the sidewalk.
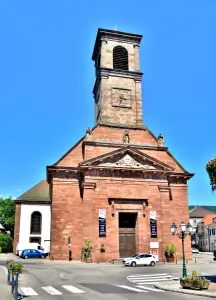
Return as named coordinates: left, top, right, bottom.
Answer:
left=0, top=266, right=12, bottom=299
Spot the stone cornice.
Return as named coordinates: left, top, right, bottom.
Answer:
left=93, top=68, right=143, bottom=97
left=82, top=139, right=168, bottom=151
left=92, top=28, right=142, bottom=61
left=46, top=166, right=78, bottom=183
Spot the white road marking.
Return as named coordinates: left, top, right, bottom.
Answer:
left=135, top=285, right=164, bottom=292
left=135, top=282, right=158, bottom=285
left=62, top=285, right=85, bottom=293
left=20, top=287, right=38, bottom=296
left=2, top=266, right=7, bottom=275
left=129, top=275, right=174, bottom=281
left=128, top=273, right=168, bottom=277
left=117, top=285, right=147, bottom=292
left=42, top=286, right=62, bottom=295
left=131, top=278, right=177, bottom=282
left=60, top=273, right=65, bottom=278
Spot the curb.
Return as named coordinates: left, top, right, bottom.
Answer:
left=154, top=281, right=216, bottom=298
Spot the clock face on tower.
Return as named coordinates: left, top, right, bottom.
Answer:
left=112, top=88, right=131, bottom=108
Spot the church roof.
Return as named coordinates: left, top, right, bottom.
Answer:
left=189, top=206, right=213, bottom=218
left=15, top=180, right=50, bottom=204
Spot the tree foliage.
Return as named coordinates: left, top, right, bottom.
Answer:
left=0, top=234, right=13, bottom=252
left=206, top=159, right=216, bottom=192
left=0, top=197, right=15, bottom=236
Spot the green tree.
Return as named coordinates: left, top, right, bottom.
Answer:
left=0, top=197, right=15, bottom=237
left=206, top=158, right=216, bottom=192
left=0, top=234, right=13, bottom=252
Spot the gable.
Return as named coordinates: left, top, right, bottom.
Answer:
left=79, top=147, right=174, bottom=172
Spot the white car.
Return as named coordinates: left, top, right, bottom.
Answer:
left=192, top=248, right=199, bottom=254
left=123, top=253, right=156, bottom=267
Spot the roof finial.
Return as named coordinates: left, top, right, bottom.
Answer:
left=113, top=25, right=118, bottom=31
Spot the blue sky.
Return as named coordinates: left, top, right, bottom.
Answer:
left=0, top=0, right=215, bottom=204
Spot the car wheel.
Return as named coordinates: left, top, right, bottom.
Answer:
left=41, top=255, right=45, bottom=259
left=131, top=261, right=136, bottom=267
left=24, top=255, right=28, bottom=259
left=150, top=261, right=155, bottom=267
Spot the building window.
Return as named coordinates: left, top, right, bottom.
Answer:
left=30, top=211, right=42, bottom=234
left=29, top=237, right=41, bottom=244
left=213, top=229, right=215, bottom=235
left=113, top=46, right=128, bottom=71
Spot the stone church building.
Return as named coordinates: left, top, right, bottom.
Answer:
left=14, top=28, right=193, bottom=262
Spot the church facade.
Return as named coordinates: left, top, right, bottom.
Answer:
left=14, top=28, right=193, bottom=262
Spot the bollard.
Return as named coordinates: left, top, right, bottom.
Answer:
left=11, top=273, right=14, bottom=295
left=14, top=272, right=18, bottom=300
left=195, top=258, right=196, bottom=263
left=164, top=260, right=165, bottom=264
left=176, top=259, right=177, bottom=264
left=7, top=269, right=11, bottom=285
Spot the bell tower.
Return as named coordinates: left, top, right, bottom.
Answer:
left=92, top=28, right=143, bottom=127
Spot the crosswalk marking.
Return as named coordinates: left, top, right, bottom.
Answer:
left=117, top=285, right=147, bottom=292
left=62, top=285, right=85, bottom=293
left=131, top=277, right=177, bottom=283
left=129, top=273, right=168, bottom=277
left=135, top=285, right=164, bottom=292
left=20, top=287, right=38, bottom=296
left=42, top=286, right=62, bottom=295
left=129, top=275, right=174, bottom=281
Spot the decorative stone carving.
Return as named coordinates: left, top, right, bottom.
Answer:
left=85, top=127, right=93, bottom=141
left=123, top=130, right=130, bottom=144
left=98, top=154, right=156, bottom=169
left=157, top=133, right=164, bottom=146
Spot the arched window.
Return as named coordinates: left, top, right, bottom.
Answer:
left=113, top=46, right=129, bottom=71
left=30, top=211, right=42, bottom=234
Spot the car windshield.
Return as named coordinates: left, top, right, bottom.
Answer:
left=132, top=254, right=139, bottom=257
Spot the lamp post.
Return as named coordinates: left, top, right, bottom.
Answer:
left=170, top=222, right=193, bottom=278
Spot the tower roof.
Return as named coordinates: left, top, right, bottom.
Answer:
left=92, top=28, right=143, bottom=61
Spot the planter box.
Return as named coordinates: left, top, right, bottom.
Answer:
left=166, top=257, right=174, bottom=263
left=180, top=278, right=210, bottom=290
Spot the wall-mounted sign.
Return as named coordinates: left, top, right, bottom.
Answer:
left=150, top=248, right=159, bottom=261
left=150, top=211, right=157, bottom=238
left=99, top=209, right=106, bottom=237
left=150, top=242, right=159, bottom=249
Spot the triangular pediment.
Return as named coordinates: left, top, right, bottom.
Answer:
left=79, top=147, right=174, bottom=172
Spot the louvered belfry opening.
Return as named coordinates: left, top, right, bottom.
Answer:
left=113, top=46, right=129, bottom=71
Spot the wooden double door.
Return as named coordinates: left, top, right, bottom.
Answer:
left=119, top=228, right=136, bottom=258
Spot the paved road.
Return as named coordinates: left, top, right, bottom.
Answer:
left=0, top=256, right=215, bottom=300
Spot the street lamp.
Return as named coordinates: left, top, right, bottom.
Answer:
left=170, top=222, right=193, bottom=278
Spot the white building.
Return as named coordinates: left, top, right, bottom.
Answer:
left=189, top=206, right=213, bottom=232
left=14, top=180, right=51, bottom=253
left=208, top=217, right=216, bottom=252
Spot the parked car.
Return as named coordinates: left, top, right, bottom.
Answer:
left=123, top=253, right=156, bottom=267
left=20, top=249, right=48, bottom=259
left=191, top=248, right=199, bottom=254
left=16, top=242, right=46, bottom=256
